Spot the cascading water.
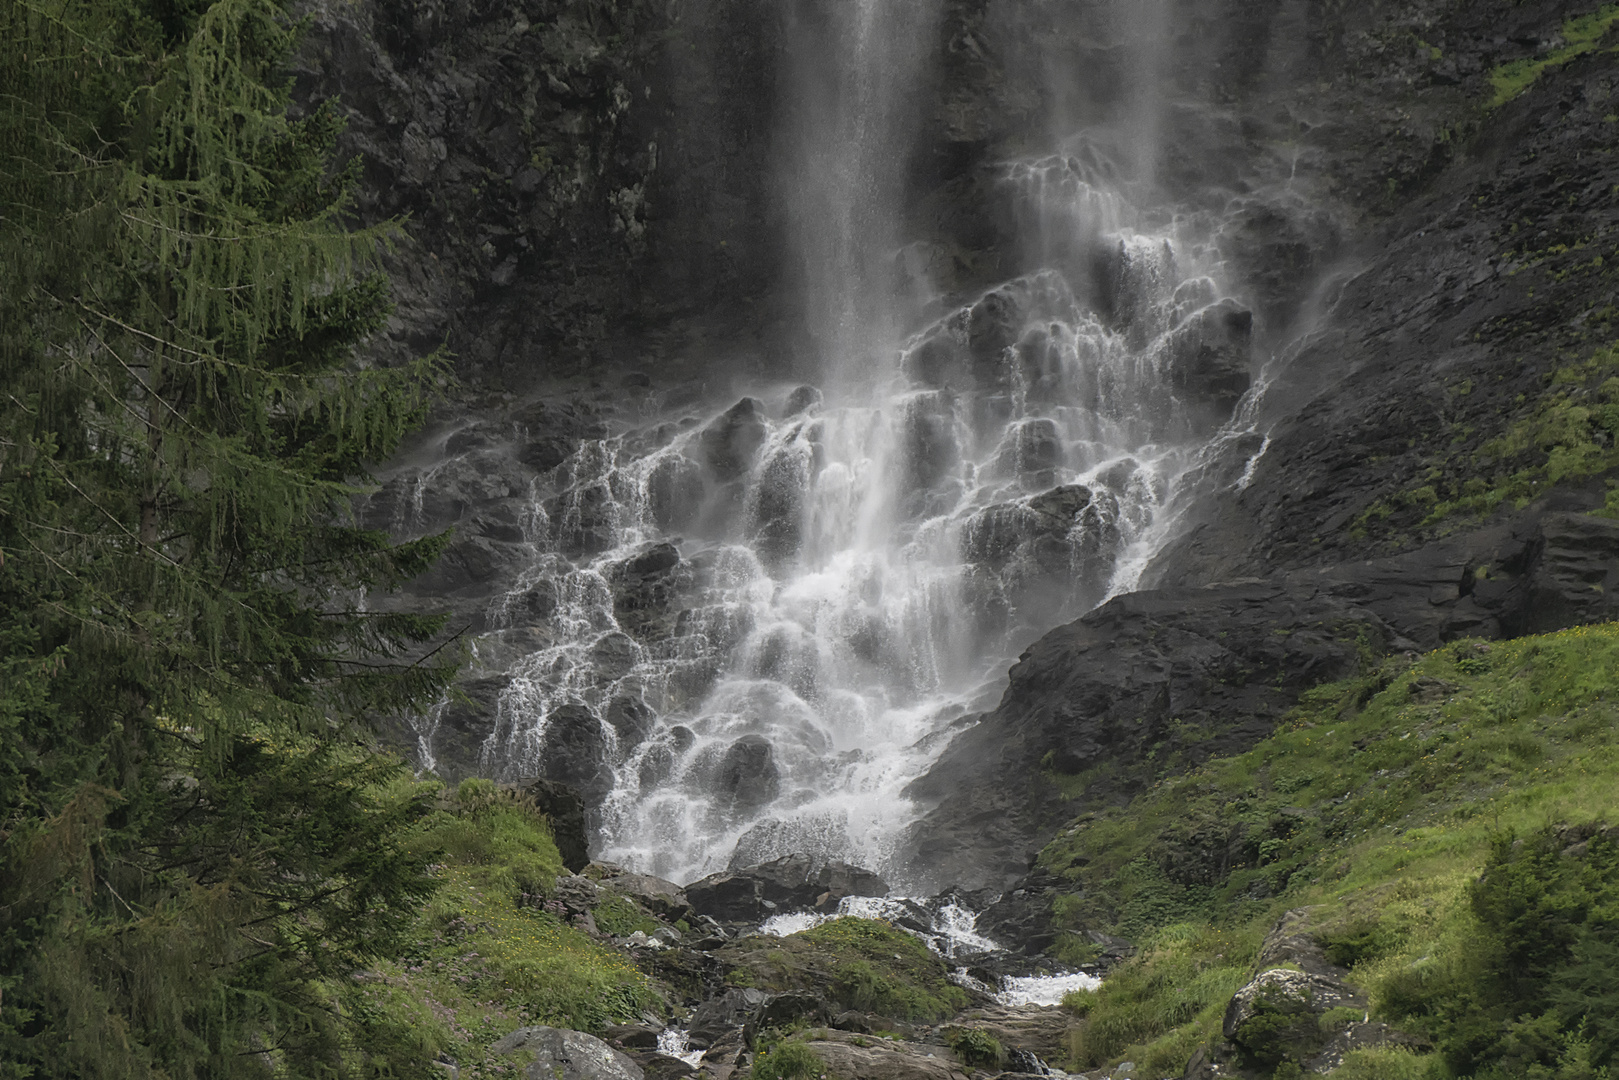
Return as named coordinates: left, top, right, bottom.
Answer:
left=408, top=1, right=1275, bottom=887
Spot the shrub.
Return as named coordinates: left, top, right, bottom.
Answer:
left=946, top=1027, right=1004, bottom=1067
left=752, top=1040, right=826, bottom=1080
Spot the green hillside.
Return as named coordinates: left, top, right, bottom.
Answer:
left=1039, top=622, right=1619, bottom=1079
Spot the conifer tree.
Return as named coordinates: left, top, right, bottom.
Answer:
left=0, top=1, right=458, bottom=1074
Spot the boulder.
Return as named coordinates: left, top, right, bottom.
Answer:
left=605, top=696, right=657, bottom=755
left=714, top=735, right=781, bottom=812
left=610, top=543, right=687, bottom=641
left=784, top=385, right=822, bottom=416
left=687, top=855, right=890, bottom=922
left=587, top=862, right=694, bottom=921
left=951, top=1003, right=1078, bottom=1063
left=686, top=988, right=769, bottom=1049
left=492, top=1026, right=644, bottom=1080
left=797, top=1030, right=971, bottom=1080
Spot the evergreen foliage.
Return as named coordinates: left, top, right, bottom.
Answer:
left=0, top=0, right=456, bottom=1075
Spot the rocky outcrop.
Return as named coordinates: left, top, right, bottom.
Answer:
left=494, top=1026, right=644, bottom=1080
left=907, top=580, right=1394, bottom=891
left=1183, top=909, right=1430, bottom=1079
left=529, top=779, right=591, bottom=873
left=687, top=856, right=889, bottom=924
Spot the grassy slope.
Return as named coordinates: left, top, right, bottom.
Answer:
left=324, top=779, right=659, bottom=1079
left=1037, top=622, right=1619, bottom=1079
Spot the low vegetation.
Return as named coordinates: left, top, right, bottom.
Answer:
left=319, top=778, right=658, bottom=1078
left=1354, top=341, right=1619, bottom=538
left=720, top=917, right=969, bottom=1022
left=1042, top=621, right=1619, bottom=1078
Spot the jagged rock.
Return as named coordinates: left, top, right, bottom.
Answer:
left=1162, top=298, right=1252, bottom=419
left=686, top=988, right=769, bottom=1049
left=784, top=386, right=822, bottom=416
left=424, top=676, right=509, bottom=783
left=972, top=867, right=1062, bottom=956
left=553, top=873, right=604, bottom=915
left=610, top=544, right=687, bottom=641
left=605, top=696, right=658, bottom=755
left=962, top=485, right=1119, bottom=578
left=744, top=992, right=831, bottom=1044
left=492, top=1026, right=644, bottom=1080
left=528, top=780, right=591, bottom=873
left=515, top=400, right=608, bottom=472
left=1515, top=513, right=1619, bottom=634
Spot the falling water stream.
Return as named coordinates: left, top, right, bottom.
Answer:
left=412, top=1, right=1277, bottom=888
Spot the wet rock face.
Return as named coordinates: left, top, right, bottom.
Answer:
left=540, top=705, right=615, bottom=805
left=906, top=580, right=1393, bottom=891
left=1163, top=298, right=1252, bottom=419
left=714, top=735, right=781, bottom=813
left=700, top=399, right=769, bottom=482
left=610, top=543, right=687, bottom=641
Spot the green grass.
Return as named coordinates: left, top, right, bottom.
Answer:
left=719, top=917, right=969, bottom=1023
left=1488, top=5, right=1619, bottom=108
left=323, top=778, right=659, bottom=1077
left=1038, top=622, right=1619, bottom=1078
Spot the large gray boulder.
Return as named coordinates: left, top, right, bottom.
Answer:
left=493, top=1026, right=644, bottom=1080
left=687, top=855, right=889, bottom=923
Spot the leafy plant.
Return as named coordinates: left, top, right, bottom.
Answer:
left=751, top=1040, right=827, bottom=1080
left=946, top=1027, right=1004, bottom=1067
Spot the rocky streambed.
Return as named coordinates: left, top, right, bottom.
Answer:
left=472, top=851, right=1108, bottom=1080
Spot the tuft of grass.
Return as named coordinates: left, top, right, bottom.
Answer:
left=1488, top=5, right=1619, bottom=108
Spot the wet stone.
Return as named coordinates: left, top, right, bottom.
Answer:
left=715, top=735, right=781, bottom=812
left=540, top=704, right=614, bottom=804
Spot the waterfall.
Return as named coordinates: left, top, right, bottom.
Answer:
left=405, top=0, right=1278, bottom=887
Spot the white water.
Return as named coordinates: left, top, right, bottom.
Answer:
left=402, top=2, right=1283, bottom=887
left=998, top=972, right=1103, bottom=1008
